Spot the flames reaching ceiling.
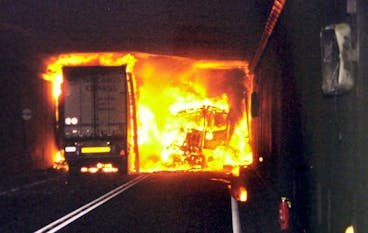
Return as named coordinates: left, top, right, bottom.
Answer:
left=42, top=52, right=253, bottom=174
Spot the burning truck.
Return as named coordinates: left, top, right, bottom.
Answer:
left=59, top=65, right=130, bottom=175
left=161, top=105, right=230, bottom=169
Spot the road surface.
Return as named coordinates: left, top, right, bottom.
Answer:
left=0, top=171, right=279, bottom=233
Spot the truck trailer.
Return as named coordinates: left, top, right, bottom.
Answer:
left=59, top=65, right=129, bottom=175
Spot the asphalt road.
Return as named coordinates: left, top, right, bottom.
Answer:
left=0, top=171, right=280, bottom=233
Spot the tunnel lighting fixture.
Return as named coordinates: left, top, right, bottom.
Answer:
left=81, top=146, right=111, bottom=154
left=249, top=0, right=286, bottom=73
left=65, top=146, right=77, bottom=152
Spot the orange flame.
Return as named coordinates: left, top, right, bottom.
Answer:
left=42, top=52, right=136, bottom=99
left=42, top=52, right=253, bottom=174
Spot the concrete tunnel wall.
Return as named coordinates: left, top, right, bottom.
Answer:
left=0, top=26, right=56, bottom=174
left=252, top=0, right=368, bottom=232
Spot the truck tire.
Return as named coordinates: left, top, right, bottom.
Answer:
left=119, top=159, right=128, bottom=175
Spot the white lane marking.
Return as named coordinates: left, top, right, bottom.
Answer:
left=34, top=175, right=149, bottom=233
left=231, top=196, right=242, bottom=233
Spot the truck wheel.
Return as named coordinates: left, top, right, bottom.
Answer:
left=119, top=159, right=128, bottom=175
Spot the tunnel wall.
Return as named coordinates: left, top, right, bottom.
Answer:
left=20, top=73, right=56, bottom=170
left=252, top=17, right=305, bottom=230
left=0, top=26, right=56, bottom=175
left=251, top=42, right=283, bottom=172
left=355, top=1, right=368, bottom=231
left=267, top=0, right=368, bottom=232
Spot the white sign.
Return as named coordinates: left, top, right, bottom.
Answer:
left=22, top=108, right=32, bottom=121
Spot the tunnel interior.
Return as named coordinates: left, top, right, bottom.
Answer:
left=1, top=0, right=368, bottom=232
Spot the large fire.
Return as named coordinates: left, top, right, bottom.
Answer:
left=42, top=52, right=253, bottom=174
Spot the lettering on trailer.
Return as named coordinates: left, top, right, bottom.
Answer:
left=97, top=96, right=118, bottom=112
left=85, top=85, right=119, bottom=92
left=85, top=77, right=121, bottom=92
left=83, top=78, right=123, bottom=112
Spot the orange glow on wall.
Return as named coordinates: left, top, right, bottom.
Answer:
left=42, top=52, right=253, bottom=173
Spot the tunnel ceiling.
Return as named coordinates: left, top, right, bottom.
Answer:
left=0, top=0, right=274, bottom=60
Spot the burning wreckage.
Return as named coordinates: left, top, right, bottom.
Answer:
left=161, top=104, right=241, bottom=170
